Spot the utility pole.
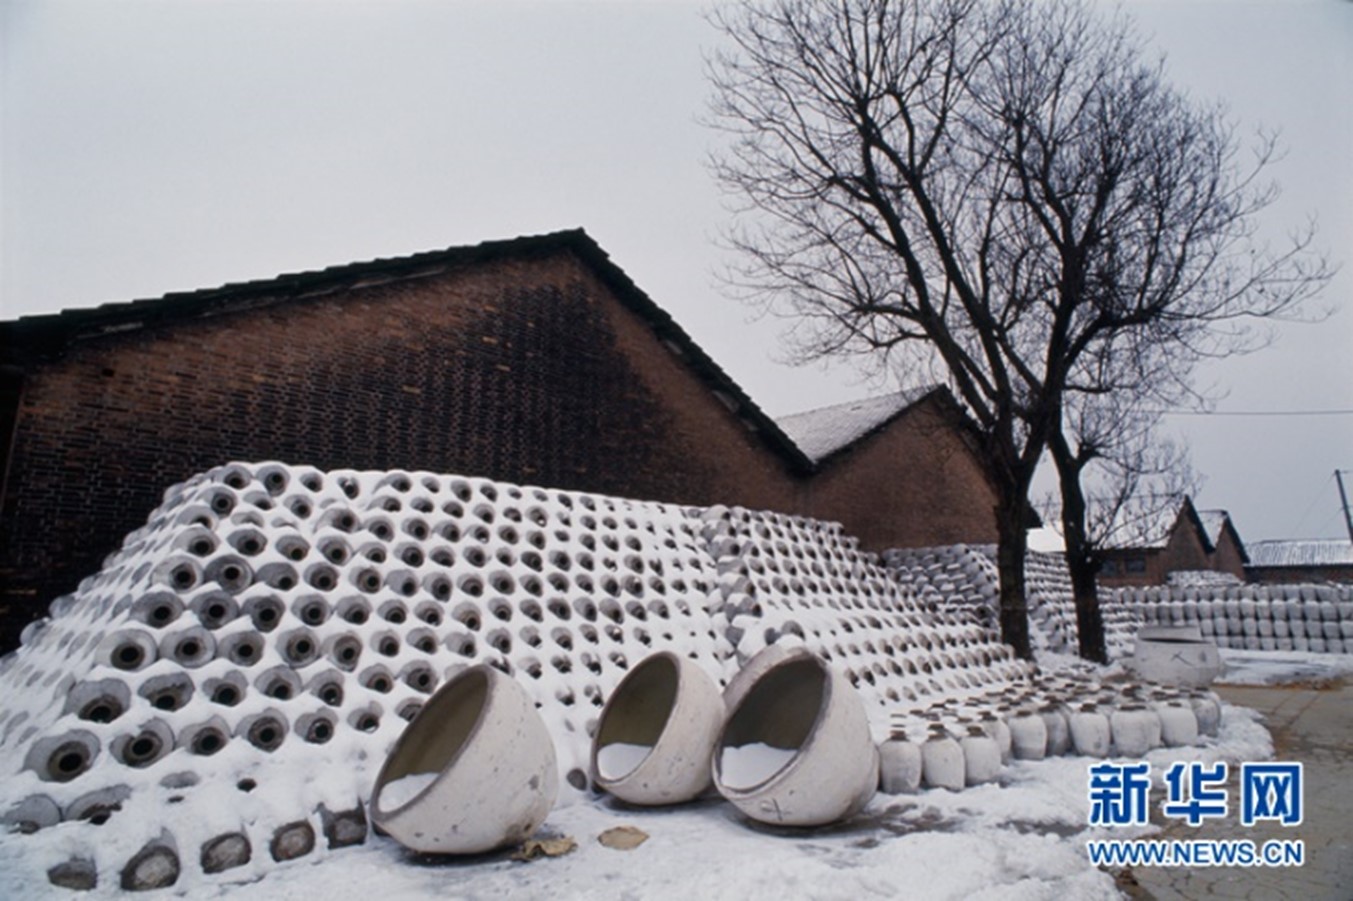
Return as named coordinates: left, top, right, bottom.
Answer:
left=1337, top=469, right=1353, bottom=545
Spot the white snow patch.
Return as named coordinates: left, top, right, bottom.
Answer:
left=0, top=647, right=1313, bottom=900
left=1216, top=648, right=1353, bottom=685
left=595, top=743, right=651, bottom=780
left=379, top=772, right=439, bottom=810
left=718, top=743, right=797, bottom=788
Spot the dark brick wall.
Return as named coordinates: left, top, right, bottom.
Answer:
left=1155, top=525, right=1213, bottom=583
left=0, top=246, right=998, bottom=649
left=0, top=250, right=799, bottom=648
left=1248, top=565, right=1353, bottom=585
left=1209, top=531, right=1248, bottom=582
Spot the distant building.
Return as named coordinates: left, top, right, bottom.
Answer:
left=775, top=388, right=1000, bottom=551
left=1246, top=539, right=1353, bottom=584
left=0, top=230, right=997, bottom=650
left=1098, top=497, right=1248, bottom=586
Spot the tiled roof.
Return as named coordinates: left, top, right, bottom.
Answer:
left=774, top=387, right=941, bottom=464
left=0, top=229, right=817, bottom=473
left=1247, top=539, right=1353, bottom=569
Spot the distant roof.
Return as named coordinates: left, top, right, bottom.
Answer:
left=1102, top=495, right=1202, bottom=551
left=1196, top=508, right=1248, bottom=563
left=1027, top=525, right=1067, bottom=554
left=1196, top=510, right=1229, bottom=548
left=0, top=229, right=818, bottom=473
left=1101, top=501, right=1185, bottom=551
left=1247, top=539, right=1353, bottom=569
left=774, top=387, right=941, bottom=465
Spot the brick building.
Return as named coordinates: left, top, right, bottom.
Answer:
left=1246, top=539, right=1353, bottom=584
left=1098, top=497, right=1248, bottom=586
left=0, top=230, right=998, bottom=650
left=775, top=389, right=997, bottom=550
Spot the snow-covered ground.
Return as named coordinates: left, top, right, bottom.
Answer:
left=1214, top=647, right=1353, bottom=686
left=5, top=646, right=1338, bottom=901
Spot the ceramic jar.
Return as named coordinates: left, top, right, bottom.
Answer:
left=370, top=664, right=558, bottom=854
left=591, top=651, right=724, bottom=805
left=714, top=649, right=878, bottom=826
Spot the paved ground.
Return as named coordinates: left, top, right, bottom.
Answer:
left=1121, top=678, right=1353, bottom=901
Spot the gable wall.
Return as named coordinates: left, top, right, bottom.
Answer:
left=1157, top=514, right=1214, bottom=577
left=795, top=397, right=998, bottom=550
left=0, top=248, right=1005, bottom=650
left=0, top=250, right=803, bottom=649
left=567, top=262, right=796, bottom=511
left=1209, top=529, right=1248, bottom=580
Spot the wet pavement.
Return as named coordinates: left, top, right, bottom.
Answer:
left=1121, top=678, right=1353, bottom=901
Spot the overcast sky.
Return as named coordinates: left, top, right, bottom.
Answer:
left=2, top=0, right=1350, bottom=543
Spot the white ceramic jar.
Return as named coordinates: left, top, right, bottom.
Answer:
left=591, top=651, right=724, bottom=805
left=980, top=713, right=1013, bottom=764
left=1039, top=703, right=1071, bottom=757
left=878, top=730, right=924, bottom=795
left=959, top=726, right=1002, bottom=786
left=1007, top=710, right=1048, bottom=761
left=370, top=664, right=558, bottom=854
left=1154, top=700, right=1199, bottom=747
left=1068, top=705, right=1111, bottom=758
left=1110, top=704, right=1162, bottom=758
left=714, top=649, right=878, bottom=826
left=1189, top=691, right=1222, bottom=737
left=920, top=725, right=965, bottom=791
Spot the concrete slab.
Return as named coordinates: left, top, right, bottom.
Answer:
left=1121, top=678, right=1352, bottom=900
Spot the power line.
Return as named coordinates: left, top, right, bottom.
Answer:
left=1288, top=472, right=1334, bottom=537
left=1154, top=408, right=1353, bottom=417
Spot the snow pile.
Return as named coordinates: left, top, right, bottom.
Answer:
left=1215, top=647, right=1353, bottom=685
left=1110, top=582, right=1353, bottom=653
left=882, top=545, right=1142, bottom=658
left=1165, top=569, right=1244, bottom=588
left=880, top=544, right=995, bottom=623
left=2, top=691, right=1280, bottom=901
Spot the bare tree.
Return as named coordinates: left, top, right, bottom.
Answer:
left=1047, top=377, right=1201, bottom=662
left=706, top=0, right=1328, bottom=659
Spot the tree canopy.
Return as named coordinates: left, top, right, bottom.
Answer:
left=707, top=0, right=1327, bottom=658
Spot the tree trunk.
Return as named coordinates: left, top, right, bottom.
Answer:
left=1068, top=553, right=1107, bottom=663
left=994, top=494, right=1032, bottom=660
left=1048, top=433, right=1109, bottom=664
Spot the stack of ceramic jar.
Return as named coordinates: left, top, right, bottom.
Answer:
left=704, top=509, right=1033, bottom=717
left=0, top=462, right=735, bottom=890
left=883, top=545, right=1144, bottom=657
left=1112, top=582, right=1353, bottom=653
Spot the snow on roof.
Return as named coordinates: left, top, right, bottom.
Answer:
left=1247, top=539, right=1353, bottom=568
left=1026, top=525, right=1067, bottom=554
left=1100, top=502, right=1181, bottom=551
left=1196, top=510, right=1231, bottom=548
left=1100, top=497, right=1230, bottom=553
left=775, top=387, right=938, bottom=464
